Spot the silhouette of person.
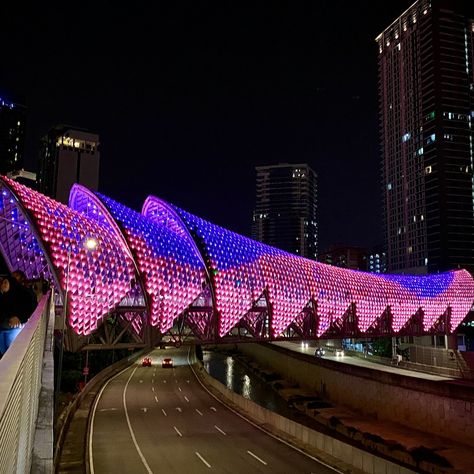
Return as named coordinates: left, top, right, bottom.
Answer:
left=0, top=275, right=38, bottom=355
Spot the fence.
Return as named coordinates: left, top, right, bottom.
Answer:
left=0, top=293, right=54, bottom=474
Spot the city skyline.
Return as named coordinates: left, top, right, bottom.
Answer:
left=3, top=1, right=416, bottom=251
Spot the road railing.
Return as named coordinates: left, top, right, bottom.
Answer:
left=0, top=292, right=54, bottom=474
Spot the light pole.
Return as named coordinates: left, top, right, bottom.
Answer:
left=55, top=236, right=99, bottom=417
left=82, top=237, right=98, bottom=386
left=54, top=246, right=71, bottom=418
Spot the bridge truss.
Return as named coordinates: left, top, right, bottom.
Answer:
left=0, top=176, right=473, bottom=351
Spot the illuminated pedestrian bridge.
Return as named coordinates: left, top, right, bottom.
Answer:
left=0, top=176, right=473, bottom=348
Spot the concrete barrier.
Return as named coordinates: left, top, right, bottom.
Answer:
left=236, top=343, right=474, bottom=448
left=55, top=348, right=147, bottom=471
left=193, top=363, right=416, bottom=474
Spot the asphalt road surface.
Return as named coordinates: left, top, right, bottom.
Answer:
left=89, top=347, right=340, bottom=474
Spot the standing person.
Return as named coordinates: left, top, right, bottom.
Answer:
left=12, top=269, right=39, bottom=305
left=0, top=275, right=37, bottom=355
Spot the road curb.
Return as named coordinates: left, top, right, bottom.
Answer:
left=56, top=349, right=147, bottom=473
left=192, top=361, right=416, bottom=474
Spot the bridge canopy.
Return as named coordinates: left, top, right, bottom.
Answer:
left=0, top=176, right=473, bottom=341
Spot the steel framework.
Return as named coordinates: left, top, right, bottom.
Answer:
left=0, top=176, right=473, bottom=351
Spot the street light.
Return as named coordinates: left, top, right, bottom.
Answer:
left=55, top=236, right=99, bottom=418
left=84, top=237, right=99, bottom=251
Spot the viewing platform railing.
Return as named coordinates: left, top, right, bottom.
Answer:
left=0, top=292, right=54, bottom=474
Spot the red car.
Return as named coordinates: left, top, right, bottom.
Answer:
left=142, top=357, right=152, bottom=367
left=162, top=357, right=173, bottom=368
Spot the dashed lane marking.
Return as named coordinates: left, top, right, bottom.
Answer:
left=214, top=425, right=226, bottom=436
left=195, top=452, right=211, bottom=468
left=247, top=450, right=267, bottom=465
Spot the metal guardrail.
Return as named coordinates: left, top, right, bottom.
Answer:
left=0, top=293, right=54, bottom=474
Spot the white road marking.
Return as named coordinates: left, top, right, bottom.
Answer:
left=195, top=452, right=211, bottom=468
left=162, top=409, right=167, bottom=416
left=163, top=380, right=167, bottom=384
left=124, top=368, right=154, bottom=473
left=247, top=450, right=267, bottom=465
left=174, top=426, right=183, bottom=437
left=99, top=408, right=117, bottom=412
left=90, top=366, right=141, bottom=474
left=154, top=395, right=159, bottom=403
left=152, top=379, right=154, bottom=384
left=195, top=408, right=203, bottom=416
left=184, top=395, right=190, bottom=402
left=175, top=379, right=178, bottom=383
left=214, top=425, right=226, bottom=436
left=176, top=407, right=182, bottom=413
left=141, top=407, right=148, bottom=413
left=186, top=347, right=342, bottom=474
left=152, top=386, right=155, bottom=392
left=139, top=380, right=143, bottom=383
left=186, top=380, right=190, bottom=383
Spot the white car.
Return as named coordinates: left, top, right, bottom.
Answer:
left=335, top=348, right=345, bottom=357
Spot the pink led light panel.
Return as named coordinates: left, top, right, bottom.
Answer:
left=4, top=178, right=136, bottom=335
left=2, top=176, right=473, bottom=340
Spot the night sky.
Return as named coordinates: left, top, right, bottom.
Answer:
left=2, top=1, right=413, bottom=251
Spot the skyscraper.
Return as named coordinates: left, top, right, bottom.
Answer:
left=38, top=125, right=100, bottom=204
left=0, top=97, right=26, bottom=175
left=252, top=163, right=317, bottom=259
left=377, top=0, right=474, bottom=274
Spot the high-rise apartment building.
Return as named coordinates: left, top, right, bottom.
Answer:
left=38, top=125, right=100, bottom=204
left=0, top=97, right=26, bottom=175
left=252, top=163, right=317, bottom=259
left=377, top=0, right=474, bottom=274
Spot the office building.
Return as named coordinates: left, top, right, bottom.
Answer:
left=0, top=97, right=26, bottom=175
left=38, top=125, right=100, bottom=204
left=252, top=163, right=317, bottom=259
left=377, top=0, right=474, bottom=273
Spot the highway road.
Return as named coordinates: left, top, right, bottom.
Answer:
left=89, top=347, right=340, bottom=474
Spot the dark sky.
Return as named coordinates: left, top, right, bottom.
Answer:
left=1, top=1, right=413, bottom=251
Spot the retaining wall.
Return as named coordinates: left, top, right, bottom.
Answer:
left=195, top=363, right=415, bottom=474
left=235, top=343, right=474, bottom=448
